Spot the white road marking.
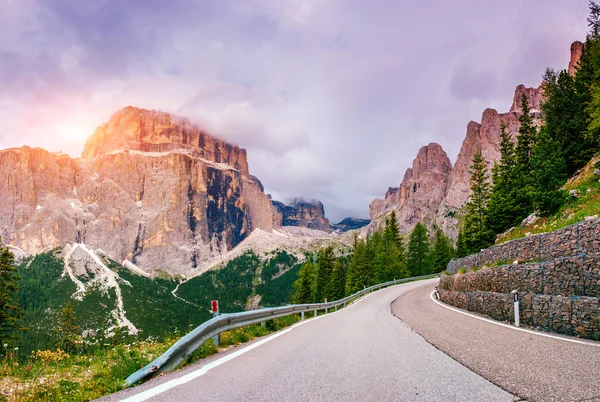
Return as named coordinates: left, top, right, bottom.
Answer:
left=120, top=289, right=380, bottom=401
left=430, top=290, right=600, bottom=348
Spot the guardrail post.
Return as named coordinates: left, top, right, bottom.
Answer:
left=212, top=312, right=220, bottom=347
left=261, top=321, right=266, bottom=328
left=325, top=307, right=328, bottom=314
left=511, top=290, right=520, bottom=327
left=314, top=310, right=317, bottom=318
left=301, top=311, right=305, bottom=320
left=334, top=305, right=337, bottom=312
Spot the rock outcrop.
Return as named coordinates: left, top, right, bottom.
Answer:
left=0, top=107, right=274, bottom=276
left=368, top=143, right=452, bottom=233
left=569, top=41, right=584, bottom=76
left=330, top=218, right=371, bottom=233
left=270, top=198, right=332, bottom=232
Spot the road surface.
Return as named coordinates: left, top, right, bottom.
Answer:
left=106, top=278, right=513, bottom=401
left=393, top=282, right=600, bottom=402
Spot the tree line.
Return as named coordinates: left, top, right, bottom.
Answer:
left=458, top=2, right=600, bottom=257
left=291, top=211, right=454, bottom=304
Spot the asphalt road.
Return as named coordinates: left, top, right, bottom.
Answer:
left=107, top=278, right=514, bottom=402
left=393, top=282, right=600, bottom=402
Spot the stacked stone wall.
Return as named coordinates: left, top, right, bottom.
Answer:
left=447, top=218, right=600, bottom=273
left=439, top=288, right=600, bottom=340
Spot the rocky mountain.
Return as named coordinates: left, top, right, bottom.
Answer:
left=0, top=106, right=276, bottom=276
left=369, top=42, right=581, bottom=239
left=270, top=197, right=332, bottom=232
left=330, top=218, right=371, bottom=232
left=368, top=143, right=452, bottom=233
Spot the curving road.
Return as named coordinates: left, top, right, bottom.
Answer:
left=393, top=282, right=600, bottom=402
left=106, top=278, right=513, bottom=402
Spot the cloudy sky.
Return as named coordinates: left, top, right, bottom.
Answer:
left=0, top=0, right=591, bottom=222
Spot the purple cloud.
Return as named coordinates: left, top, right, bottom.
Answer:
left=0, top=0, right=591, bottom=221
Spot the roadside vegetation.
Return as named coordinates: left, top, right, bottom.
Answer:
left=0, top=316, right=298, bottom=401
left=291, top=210, right=452, bottom=304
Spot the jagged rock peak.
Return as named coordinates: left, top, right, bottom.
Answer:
left=384, top=187, right=399, bottom=199
left=509, top=85, right=542, bottom=114
left=82, top=106, right=249, bottom=175
left=271, top=197, right=332, bottom=232
left=569, top=41, right=584, bottom=76
left=368, top=143, right=451, bottom=225
left=411, top=143, right=452, bottom=175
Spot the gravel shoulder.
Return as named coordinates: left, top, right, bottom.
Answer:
left=392, top=281, right=600, bottom=402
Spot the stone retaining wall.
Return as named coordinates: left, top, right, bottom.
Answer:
left=439, top=289, right=600, bottom=340
left=440, top=253, right=600, bottom=298
left=447, top=218, right=600, bottom=273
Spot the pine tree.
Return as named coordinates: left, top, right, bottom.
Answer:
left=292, top=261, right=316, bottom=304
left=384, top=211, right=401, bottom=248
left=542, top=68, right=595, bottom=175
left=513, top=93, right=537, bottom=223
left=55, top=302, right=80, bottom=352
left=385, top=211, right=407, bottom=279
left=406, top=223, right=431, bottom=276
left=584, top=1, right=600, bottom=148
left=371, top=231, right=387, bottom=283
left=329, top=259, right=347, bottom=301
left=346, top=238, right=372, bottom=293
left=463, top=149, right=494, bottom=253
left=0, top=245, right=25, bottom=349
left=430, top=229, right=454, bottom=273
left=531, top=127, right=567, bottom=215
left=315, top=247, right=335, bottom=302
left=487, top=123, right=520, bottom=233
left=455, top=228, right=469, bottom=258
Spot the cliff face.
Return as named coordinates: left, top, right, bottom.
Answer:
left=370, top=42, right=582, bottom=239
left=270, top=198, right=332, bottom=232
left=368, top=143, right=452, bottom=233
left=0, top=107, right=274, bottom=275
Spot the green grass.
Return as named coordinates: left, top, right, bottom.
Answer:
left=0, top=315, right=302, bottom=401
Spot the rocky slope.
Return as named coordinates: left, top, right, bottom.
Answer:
left=330, top=218, right=371, bottom=232
left=0, top=107, right=275, bottom=276
left=369, top=42, right=581, bottom=239
left=270, top=197, right=333, bottom=232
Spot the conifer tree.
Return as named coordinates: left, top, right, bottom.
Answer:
left=516, top=93, right=536, bottom=173
left=371, top=231, right=387, bottom=284
left=430, top=229, right=454, bottom=273
left=455, top=228, right=469, bottom=258
left=329, top=259, right=348, bottom=300
left=292, top=261, right=316, bottom=304
left=0, top=245, right=25, bottom=349
left=463, top=149, right=494, bottom=253
left=346, top=238, right=372, bottom=293
left=406, top=223, right=431, bottom=276
left=542, top=68, right=594, bottom=174
left=583, top=1, right=600, bottom=147
left=315, top=247, right=335, bottom=302
left=531, top=127, right=566, bottom=215
left=55, top=302, right=80, bottom=353
left=487, top=123, right=520, bottom=233
left=384, top=211, right=401, bottom=248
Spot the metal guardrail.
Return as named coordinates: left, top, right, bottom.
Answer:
left=125, top=273, right=439, bottom=386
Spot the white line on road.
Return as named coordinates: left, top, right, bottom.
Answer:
left=121, top=290, right=378, bottom=401
left=430, top=290, right=600, bottom=348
